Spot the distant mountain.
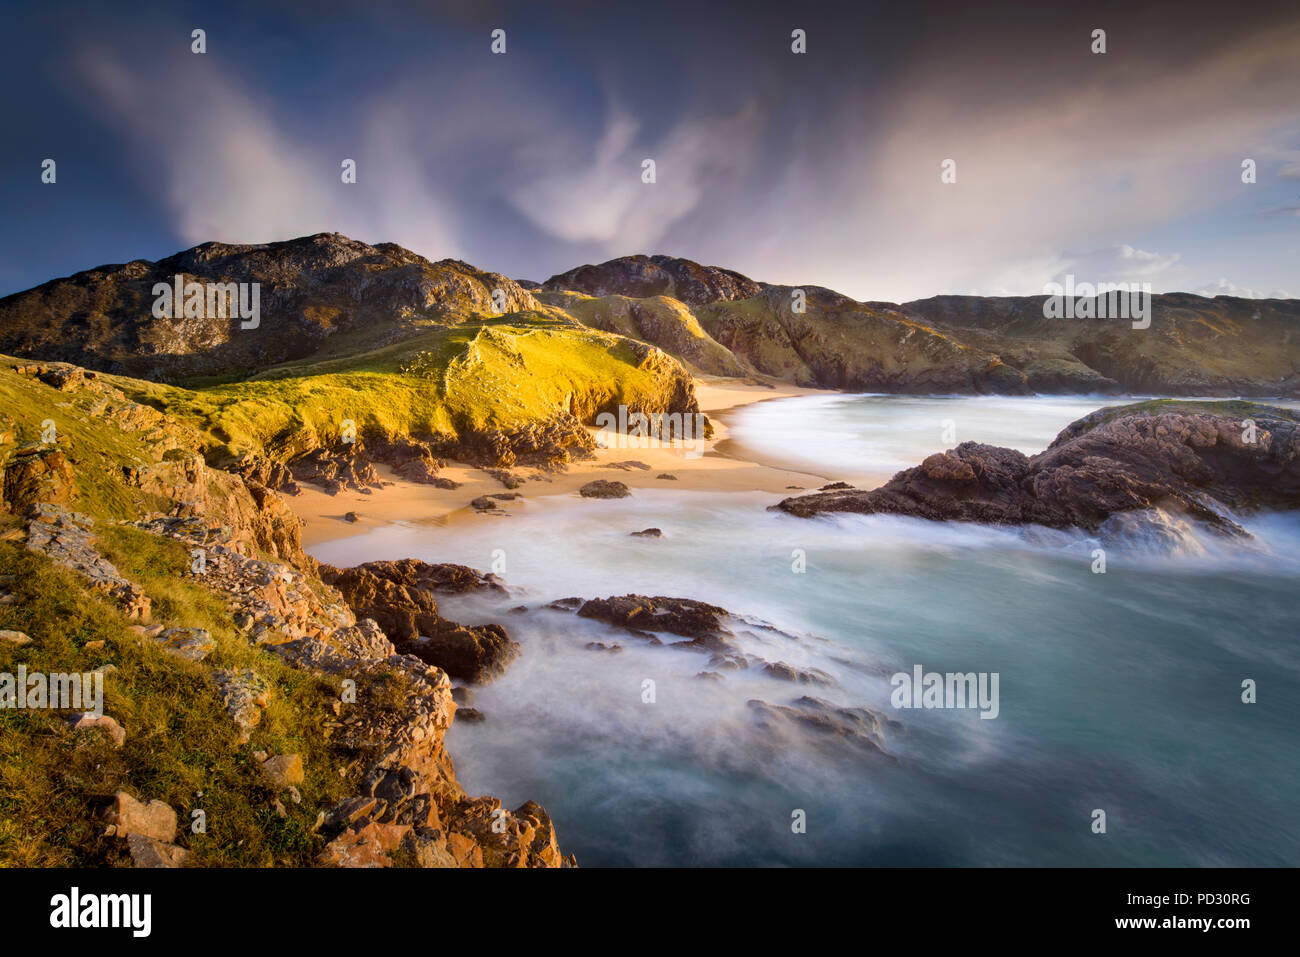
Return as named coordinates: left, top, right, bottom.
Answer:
left=543, top=257, right=1300, bottom=396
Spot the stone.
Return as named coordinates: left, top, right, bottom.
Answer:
left=629, top=527, right=662, bottom=537
left=318, top=821, right=410, bottom=868
left=259, top=753, right=304, bottom=788
left=68, top=713, right=126, bottom=748
left=153, top=627, right=215, bottom=662
left=126, top=833, right=189, bottom=868
left=579, top=480, right=630, bottom=499
left=0, top=629, right=31, bottom=646
left=213, top=669, right=271, bottom=738
left=108, top=792, right=176, bottom=842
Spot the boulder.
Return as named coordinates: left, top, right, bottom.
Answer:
left=108, top=792, right=176, bottom=842
left=579, top=480, right=630, bottom=499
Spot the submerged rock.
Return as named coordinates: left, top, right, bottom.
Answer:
left=747, top=696, right=898, bottom=756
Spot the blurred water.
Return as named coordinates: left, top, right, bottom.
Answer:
left=310, top=395, right=1300, bottom=866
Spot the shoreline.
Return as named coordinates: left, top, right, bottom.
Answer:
left=295, top=377, right=837, bottom=549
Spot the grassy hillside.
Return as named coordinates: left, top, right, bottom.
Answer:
left=82, top=311, right=697, bottom=465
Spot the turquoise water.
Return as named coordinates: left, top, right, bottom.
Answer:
left=309, top=395, right=1300, bottom=866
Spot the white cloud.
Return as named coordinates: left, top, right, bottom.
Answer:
left=508, top=102, right=763, bottom=251
left=1195, top=278, right=1293, bottom=299
left=77, top=50, right=464, bottom=257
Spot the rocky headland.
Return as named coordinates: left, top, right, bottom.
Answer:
left=776, top=401, right=1300, bottom=540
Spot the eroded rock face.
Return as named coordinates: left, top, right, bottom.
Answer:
left=776, top=404, right=1300, bottom=536
left=3, top=444, right=77, bottom=509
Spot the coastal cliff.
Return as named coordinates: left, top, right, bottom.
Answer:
left=0, top=359, right=570, bottom=867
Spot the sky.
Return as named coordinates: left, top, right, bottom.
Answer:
left=1, top=0, right=1297, bottom=302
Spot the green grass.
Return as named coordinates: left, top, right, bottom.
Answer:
left=1077, top=398, right=1296, bottom=430
left=0, top=522, right=356, bottom=866
left=0, top=365, right=171, bottom=521
left=95, top=314, right=686, bottom=461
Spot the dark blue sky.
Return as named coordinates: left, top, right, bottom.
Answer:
left=2, top=0, right=1297, bottom=301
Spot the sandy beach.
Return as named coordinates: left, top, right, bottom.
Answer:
left=294, top=376, right=836, bottom=547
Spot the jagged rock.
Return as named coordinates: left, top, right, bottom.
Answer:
left=629, top=527, right=662, bottom=537
left=439, top=798, right=559, bottom=868
left=213, top=669, right=271, bottom=738
left=3, top=444, right=77, bottom=509
left=579, top=480, right=630, bottom=499
left=576, top=595, right=734, bottom=650
left=481, top=467, right=523, bottom=489
left=777, top=403, right=1300, bottom=537
left=656, top=473, right=678, bottom=480
left=401, top=829, right=458, bottom=868
left=320, top=560, right=518, bottom=682
left=708, top=653, right=750, bottom=671
left=344, top=511, right=359, bottom=523
left=318, top=821, right=411, bottom=868
left=291, top=447, right=382, bottom=495
left=24, top=504, right=151, bottom=620
left=323, top=796, right=381, bottom=829
left=107, top=792, right=176, bottom=842
left=584, top=642, right=623, bottom=653
left=409, top=622, right=518, bottom=684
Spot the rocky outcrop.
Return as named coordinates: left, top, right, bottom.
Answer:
left=3, top=444, right=77, bottom=509
left=776, top=402, right=1300, bottom=536
left=24, top=504, right=151, bottom=620
left=319, top=561, right=519, bottom=683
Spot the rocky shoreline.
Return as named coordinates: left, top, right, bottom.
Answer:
left=776, top=401, right=1300, bottom=540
